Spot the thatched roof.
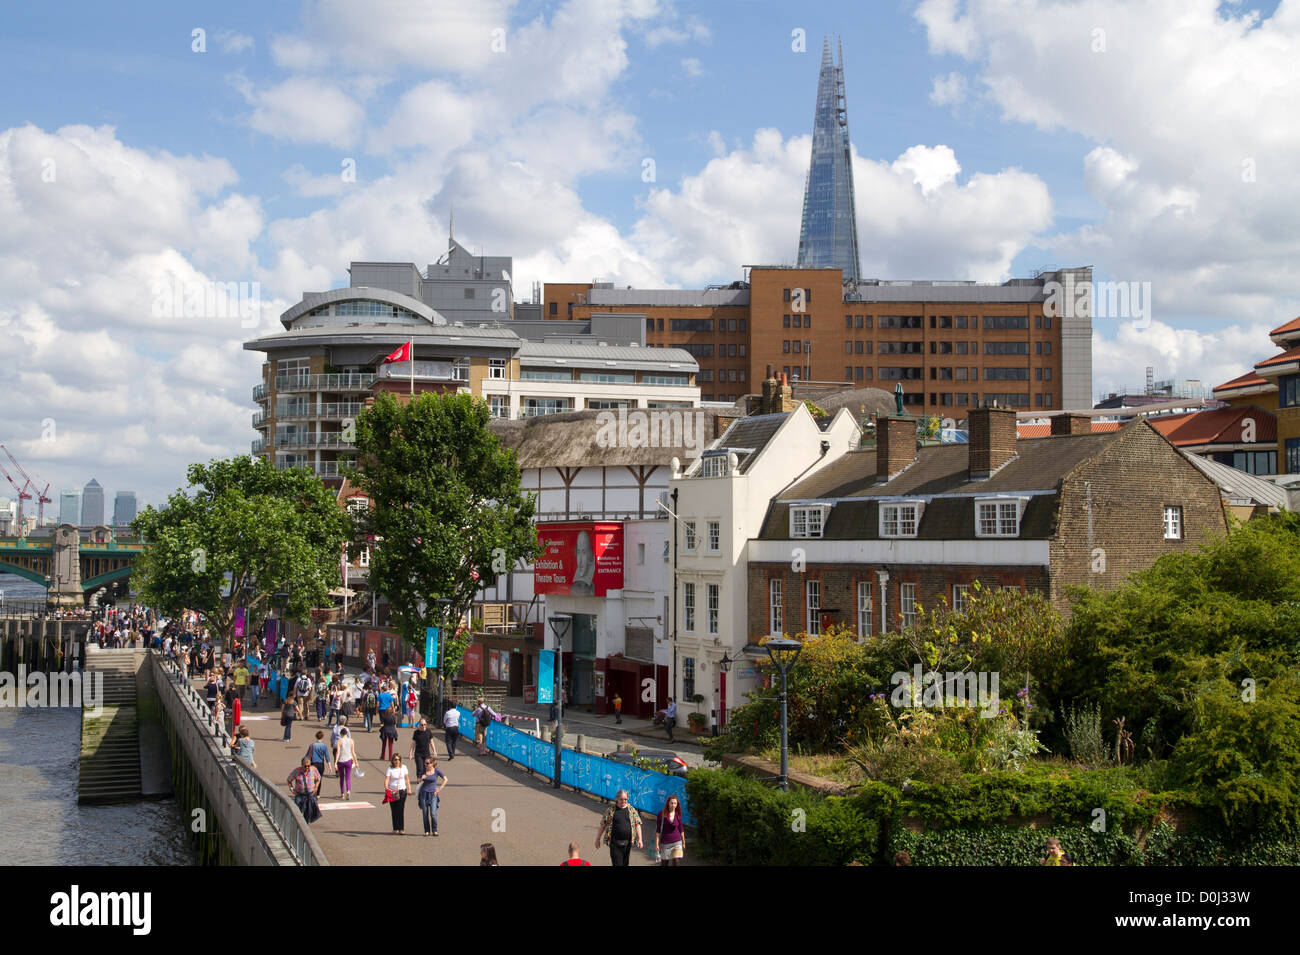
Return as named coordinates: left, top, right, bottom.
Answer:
left=491, top=409, right=730, bottom=468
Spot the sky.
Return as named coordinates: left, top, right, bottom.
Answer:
left=1, top=0, right=1298, bottom=510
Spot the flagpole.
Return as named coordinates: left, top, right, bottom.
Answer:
left=409, top=339, right=414, bottom=397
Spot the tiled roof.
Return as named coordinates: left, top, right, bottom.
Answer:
left=1016, top=421, right=1122, bottom=438
left=713, top=412, right=790, bottom=473
left=1255, top=345, right=1300, bottom=369
left=1179, top=451, right=1289, bottom=510
left=1268, top=315, right=1300, bottom=337
left=1146, top=406, right=1276, bottom=446
left=1213, top=369, right=1268, bottom=393
left=778, top=427, right=1127, bottom=501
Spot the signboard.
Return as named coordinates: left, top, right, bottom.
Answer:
left=233, top=607, right=245, bottom=640
left=534, top=522, right=623, bottom=596
left=264, top=618, right=277, bottom=655
left=424, top=626, right=438, bottom=669
left=537, top=650, right=555, bottom=704
left=463, top=644, right=483, bottom=683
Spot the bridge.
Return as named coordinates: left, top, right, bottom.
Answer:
left=0, top=524, right=144, bottom=607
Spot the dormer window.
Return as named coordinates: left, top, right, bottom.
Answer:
left=790, top=506, right=827, bottom=538
left=700, top=454, right=730, bottom=478
left=975, top=498, right=1023, bottom=538
left=880, top=502, right=923, bottom=538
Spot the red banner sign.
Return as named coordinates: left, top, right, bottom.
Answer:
left=534, top=522, right=624, bottom=596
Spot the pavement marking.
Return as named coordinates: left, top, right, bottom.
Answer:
left=319, top=802, right=375, bottom=810
left=237, top=716, right=271, bottom=721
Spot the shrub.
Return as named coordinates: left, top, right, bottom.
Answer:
left=1061, top=701, right=1108, bottom=766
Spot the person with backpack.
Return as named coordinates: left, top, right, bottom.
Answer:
left=378, top=698, right=399, bottom=761
left=363, top=686, right=379, bottom=733
left=281, top=693, right=297, bottom=742
left=473, top=698, right=497, bottom=756
left=294, top=671, right=313, bottom=721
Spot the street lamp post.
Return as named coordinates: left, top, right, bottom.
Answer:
left=548, top=613, right=572, bottom=789
left=433, top=598, right=453, bottom=722
left=765, top=638, right=803, bottom=791
left=717, top=651, right=733, bottom=737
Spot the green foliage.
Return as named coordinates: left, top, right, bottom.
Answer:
left=1061, top=702, right=1109, bottom=766
left=1168, top=671, right=1300, bottom=834
left=349, top=392, right=541, bottom=676
left=131, top=456, right=351, bottom=645
left=686, top=769, right=879, bottom=866
left=1061, top=511, right=1300, bottom=758
left=892, top=825, right=1146, bottom=867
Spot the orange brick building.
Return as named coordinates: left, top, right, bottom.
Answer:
left=548, top=265, right=1090, bottom=412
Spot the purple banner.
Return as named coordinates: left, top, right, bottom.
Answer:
left=264, top=618, right=277, bottom=656
left=233, top=606, right=246, bottom=640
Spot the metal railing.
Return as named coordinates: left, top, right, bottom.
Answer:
left=274, top=374, right=376, bottom=393
left=253, top=383, right=269, bottom=402
left=274, top=402, right=364, bottom=422
left=251, top=438, right=266, bottom=454
left=252, top=410, right=268, bottom=427
left=274, top=433, right=355, bottom=450
left=153, top=653, right=327, bottom=866
left=273, top=460, right=345, bottom=476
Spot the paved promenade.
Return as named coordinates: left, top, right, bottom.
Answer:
left=232, top=695, right=673, bottom=866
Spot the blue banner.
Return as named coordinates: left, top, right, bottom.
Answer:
left=424, top=626, right=438, bottom=668
left=537, top=650, right=554, bottom=704
left=457, top=707, right=692, bottom=824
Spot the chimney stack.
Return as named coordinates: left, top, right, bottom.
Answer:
left=1050, top=413, right=1092, bottom=436
left=875, top=416, right=918, bottom=483
left=968, top=406, right=1019, bottom=479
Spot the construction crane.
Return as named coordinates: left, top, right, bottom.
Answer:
left=0, top=445, right=51, bottom=525
left=0, top=462, right=31, bottom=531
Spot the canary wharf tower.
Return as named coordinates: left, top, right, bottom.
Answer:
left=796, top=37, right=862, bottom=283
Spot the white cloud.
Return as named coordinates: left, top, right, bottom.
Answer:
left=238, top=76, right=367, bottom=148
left=1092, top=319, right=1276, bottom=399
left=215, top=30, right=254, bottom=55
left=681, top=57, right=704, bottom=77
left=929, top=71, right=968, bottom=106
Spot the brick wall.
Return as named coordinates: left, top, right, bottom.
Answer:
left=1048, top=420, right=1229, bottom=605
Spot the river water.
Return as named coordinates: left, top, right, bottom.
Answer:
left=0, top=573, right=194, bottom=865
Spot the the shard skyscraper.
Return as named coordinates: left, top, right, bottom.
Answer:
left=797, top=37, right=862, bottom=283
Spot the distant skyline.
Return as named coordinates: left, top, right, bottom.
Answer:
left=2, top=0, right=1297, bottom=505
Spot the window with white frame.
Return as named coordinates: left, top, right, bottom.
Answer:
left=683, top=582, right=695, bottom=632
left=682, top=657, right=696, bottom=700
left=707, top=521, right=721, bottom=553
left=806, top=580, right=821, bottom=635
left=900, top=583, right=917, bottom=627
left=790, top=506, right=826, bottom=538
left=953, top=584, right=970, bottom=612
left=358, top=546, right=370, bottom=568
left=769, top=579, right=783, bottom=635
left=684, top=521, right=697, bottom=551
left=488, top=395, right=508, bottom=418
left=489, top=358, right=507, bottom=379
left=880, top=502, right=922, bottom=537
left=857, top=581, right=872, bottom=639
left=976, top=499, right=1022, bottom=537
left=1163, top=505, right=1182, bottom=539
left=707, top=584, right=719, bottom=635
left=700, top=455, right=729, bottom=477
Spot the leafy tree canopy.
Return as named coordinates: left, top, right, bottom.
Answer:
left=348, top=391, right=541, bottom=675
left=131, top=456, right=351, bottom=644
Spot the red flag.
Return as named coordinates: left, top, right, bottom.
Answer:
left=381, top=341, right=411, bottom=364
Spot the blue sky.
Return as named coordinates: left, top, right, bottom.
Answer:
left=1, top=0, right=1298, bottom=507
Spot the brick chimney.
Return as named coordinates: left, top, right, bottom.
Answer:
left=1050, top=413, right=1092, bottom=436
left=875, top=416, right=918, bottom=483
left=968, top=406, right=1019, bottom=479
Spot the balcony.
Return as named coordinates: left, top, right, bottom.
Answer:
left=251, top=438, right=266, bottom=455
left=274, top=432, right=356, bottom=450
left=274, top=460, right=345, bottom=477
left=253, top=383, right=269, bottom=402
left=274, top=402, right=364, bottom=422
left=375, top=361, right=469, bottom=383
left=252, top=410, right=268, bottom=427
left=274, top=373, right=377, bottom=393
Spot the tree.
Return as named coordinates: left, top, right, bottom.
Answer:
left=131, top=457, right=351, bottom=646
left=349, top=391, right=541, bottom=678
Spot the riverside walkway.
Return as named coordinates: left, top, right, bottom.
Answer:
left=229, top=694, right=666, bottom=866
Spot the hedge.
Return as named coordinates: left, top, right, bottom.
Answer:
left=685, top=768, right=1300, bottom=865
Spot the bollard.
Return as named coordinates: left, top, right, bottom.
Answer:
left=576, top=734, right=585, bottom=753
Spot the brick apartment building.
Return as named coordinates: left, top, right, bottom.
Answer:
left=548, top=266, right=1091, bottom=413
left=746, top=407, right=1229, bottom=639
left=1213, top=314, right=1300, bottom=475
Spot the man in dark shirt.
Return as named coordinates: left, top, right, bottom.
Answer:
left=409, top=718, right=437, bottom=777
left=595, top=789, right=643, bottom=866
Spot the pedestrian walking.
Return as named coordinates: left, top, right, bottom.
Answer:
left=409, top=718, right=437, bottom=777
left=307, top=730, right=332, bottom=795
left=287, top=757, right=322, bottom=824
left=362, top=684, right=378, bottom=733
left=654, top=795, right=686, bottom=866
left=327, top=684, right=342, bottom=726
left=663, top=697, right=677, bottom=742
left=480, top=843, right=499, bottom=866
left=560, top=842, right=591, bottom=866
left=384, top=755, right=409, bottom=835
left=415, top=757, right=447, bottom=836
left=442, top=702, right=461, bottom=759
left=378, top=700, right=399, bottom=761
left=472, top=698, right=497, bottom=756
left=612, top=691, right=622, bottom=725
left=281, top=694, right=297, bottom=741
left=595, top=789, right=643, bottom=866
left=334, top=726, right=356, bottom=799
